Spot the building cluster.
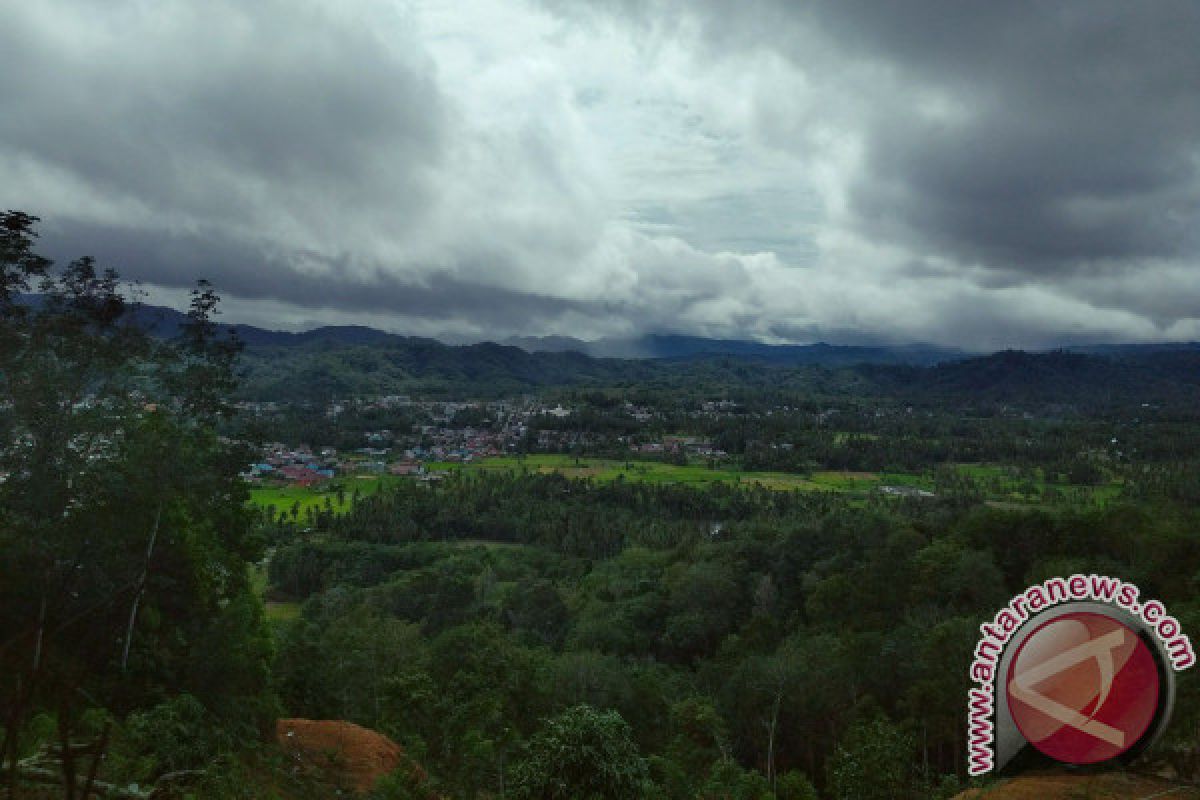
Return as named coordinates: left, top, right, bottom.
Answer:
left=243, top=398, right=594, bottom=486
left=243, top=443, right=338, bottom=486
left=630, top=435, right=728, bottom=459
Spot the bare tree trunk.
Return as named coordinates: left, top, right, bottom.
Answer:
left=81, top=721, right=110, bottom=800
left=4, top=724, right=15, bottom=800
left=922, top=722, right=928, bottom=780
left=4, top=677, right=19, bottom=799
left=766, top=685, right=782, bottom=794
left=58, top=702, right=76, bottom=800
left=8, top=643, right=42, bottom=798
left=121, top=505, right=163, bottom=672
left=32, top=593, right=47, bottom=675
left=15, top=762, right=158, bottom=799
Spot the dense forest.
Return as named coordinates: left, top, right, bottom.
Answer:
left=229, top=328, right=1200, bottom=408
left=260, top=472, right=1200, bottom=799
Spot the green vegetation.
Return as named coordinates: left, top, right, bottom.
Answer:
left=509, top=705, right=648, bottom=800
left=249, top=475, right=401, bottom=522
left=232, top=329, right=1200, bottom=409
left=430, top=454, right=883, bottom=490
left=265, top=470, right=1200, bottom=798
left=0, top=213, right=275, bottom=798
left=250, top=563, right=301, bottom=624
left=252, top=456, right=1123, bottom=528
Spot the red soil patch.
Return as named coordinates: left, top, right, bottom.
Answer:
left=956, top=770, right=1200, bottom=799
left=276, top=718, right=421, bottom=794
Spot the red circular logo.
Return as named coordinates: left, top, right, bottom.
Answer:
left=1006, top=612, right=1159, bottom=764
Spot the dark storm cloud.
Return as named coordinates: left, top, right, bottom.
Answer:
left=832, top=2, right=1200, bottom=274
left=692, top=0, right=1200, bottom=275
left=0, top=1, right=446, bottom=251
left=38, top=219, right=589, bottom=327
left=4, top=0, right=1199, bottom=346
left=0, top=21, right=440, bottom=209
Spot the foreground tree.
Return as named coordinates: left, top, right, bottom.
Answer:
left=826, top=715, right=916, bottom=800
left=510, top=705, right=648, bottom=800
left=0, top=211, right=271, bottom=798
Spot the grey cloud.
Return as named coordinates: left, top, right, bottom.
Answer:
left=37, top=219, right=589, bottom=328
left=721, top=1, right=1200, bottom=274
left=855, top=74, right=1200, bottom=272
left=570, top=0, right=1200, bottom=268
left=0, top=1, right=445, bottom=236
left=4, top=0, right=1199, bottom=348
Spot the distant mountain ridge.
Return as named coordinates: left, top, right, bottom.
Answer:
left=857, top=348, right=1200, bottom=404
left=120, top=302, right=408, bottom=347
left=21, top=294, right=1200, bottom=367
left=87, top=300, right=1200, bottom=406
left=104, top=298, right=974, bottom=366
left=231, top=338, right=1200, bottom=407
left=122, top=303, right=965, bottom=365
left=503, top=333, right=966, bottom=366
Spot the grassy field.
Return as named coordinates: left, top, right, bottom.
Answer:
left=430, top=455, right=1121, bottom=505
left=425, top=454, right=928, bottom=493
left=248, top=474, right=403, bottom=519
left=247, top=456, right=1122, bottom=525
left=952, top=462, right=1122, bottom=507
left=249, top=562, right=301, bottom=623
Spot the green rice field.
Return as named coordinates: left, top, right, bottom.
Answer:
left=247, top=455, right=1122, bottom=523
left=248, top=473, right=402, bottom=519
left=425, top=454, right=922, bottom=493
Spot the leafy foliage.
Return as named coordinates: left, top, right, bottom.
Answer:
left=0, top=211, right=272, bottom=797
left=510, top=705, right=649, bottom=800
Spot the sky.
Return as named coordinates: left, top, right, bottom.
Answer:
left=1, top=0, right=1198, bottom=350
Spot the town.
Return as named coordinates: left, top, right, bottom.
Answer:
left=238, top=395, right=732, bottom=488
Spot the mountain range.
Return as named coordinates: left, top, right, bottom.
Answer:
left=17, top=296, right=1200, bottom=406
left=117, top=299, right=1200, bottom=366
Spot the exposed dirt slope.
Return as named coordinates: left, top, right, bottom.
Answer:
left=276, top=717, right=423, bottom=794
left=956, top=770, right=1200, bottom=799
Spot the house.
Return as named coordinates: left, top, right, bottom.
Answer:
left=278, top=465, right=326, bottom=487
left=878, top=485, right=935, bottom=499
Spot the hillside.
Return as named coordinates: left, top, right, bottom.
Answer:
left=22, top=296, right=1200, bottom=406
left=236, top=339, right=665, bottom=400
left=505, top=332, right=964, bottom=365
left=234, top=336, right=1200, bottom=409
left=859, top=349, right=1200, bottom=407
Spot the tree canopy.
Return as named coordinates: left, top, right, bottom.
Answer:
left=0, top=211, right=272, bottom=799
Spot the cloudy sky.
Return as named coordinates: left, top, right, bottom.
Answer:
left=2, top=1, right=1198, bottom=349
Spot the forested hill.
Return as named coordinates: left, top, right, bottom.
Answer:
left=505, top=332, right=963, bottom=365
left=26, top=295, right=1197, bottom=407
left=235, top=334, right=1200, bottom=409
left=856, top=349, right=1200, bottom=407
left=237, top=339, right=664, bottom=400
left=103, top=298, right=965, bottom=363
